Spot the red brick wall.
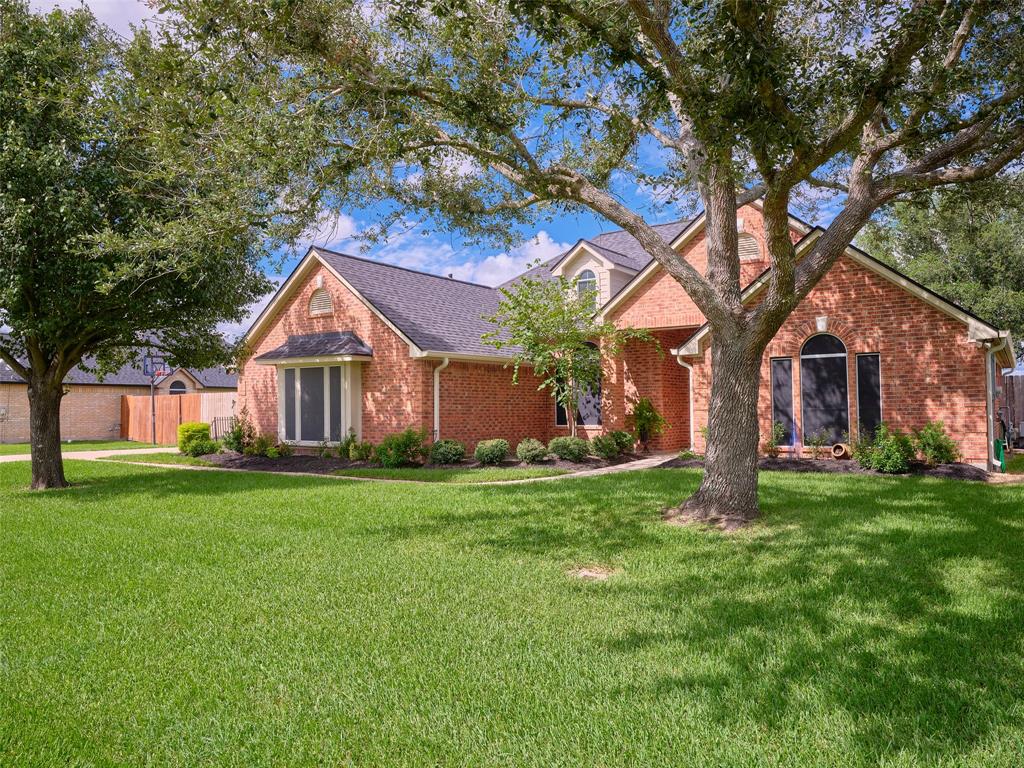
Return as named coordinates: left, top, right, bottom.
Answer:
left=685, top=255, right=993, bottom=463
left=611, top=205, right=803, bottom=330
left=239, top=262, right=435, bottom=442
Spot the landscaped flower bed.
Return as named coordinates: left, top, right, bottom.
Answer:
left=659, top=455, right=991, bottom=481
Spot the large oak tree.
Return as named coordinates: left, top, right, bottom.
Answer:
left=162, top=0, right=1024, bottom=524
left=0, top=2, right=318, bottom=488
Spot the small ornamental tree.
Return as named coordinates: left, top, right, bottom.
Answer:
left=160, top=0, right=1024, bottom=524
left=483, top=273, right=652, bottom=437
left=0, top=2, right=317, bottom=488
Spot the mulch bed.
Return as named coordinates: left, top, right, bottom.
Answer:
left=201, top=451, right=638, bottom=476
left=660, top=455, right=990, bottom=482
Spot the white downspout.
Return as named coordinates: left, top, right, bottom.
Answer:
left=433, top=357, right=450, bottom=441
left=677, top=357, right=696, bottom=450
left=986, top=336, right=1009, bottom=471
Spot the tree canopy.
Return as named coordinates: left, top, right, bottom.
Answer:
left=0, top=1, right=317, bottom=487
left=156, top=0, right=1024, bottom=522
left=860, top=177, right=1024, bottom=360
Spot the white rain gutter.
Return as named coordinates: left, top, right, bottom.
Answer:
left=676, top=358, right=696, bottom=450
left=986, top=335, right=1009, bottom=470
left=433, top=357, right=450, bottom=440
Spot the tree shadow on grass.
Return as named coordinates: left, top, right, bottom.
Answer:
left=602, top=473, right=1024, bottom=763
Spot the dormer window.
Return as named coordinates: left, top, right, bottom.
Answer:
left=309, top=288, right=333, bottom=316
left=577, top=269, right=598, bottom=309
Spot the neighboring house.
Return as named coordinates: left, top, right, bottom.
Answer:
left=0, top=350, right=236, bottom=443
left=239, top=203, right=1016, bottom=468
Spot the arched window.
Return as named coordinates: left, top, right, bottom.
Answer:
left=576, top=269, right=598, bottom=309
left=168, top=380, right=187, bottom=395
left=737, top=233, right=761, bottom=261
left=309, top=288, right=333, bottom=316
left=800, top=334, right=849, bottom=444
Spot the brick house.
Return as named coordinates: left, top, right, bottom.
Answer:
left=0, top=351, right=236, bottom=443
left=239, top=204, right=1016, bottom=468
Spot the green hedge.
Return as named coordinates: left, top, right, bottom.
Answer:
left=177, top=422, right=210, bottom=454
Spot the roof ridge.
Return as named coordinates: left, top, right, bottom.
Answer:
left=314, top=246, right=496, bottom=290
left=588, top=215, right=699, bottom=241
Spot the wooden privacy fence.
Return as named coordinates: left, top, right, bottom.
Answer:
left=121, top=392, right=236, bottom=444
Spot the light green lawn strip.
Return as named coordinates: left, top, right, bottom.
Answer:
left=1005, top=453, right=1024, bottom=474
left=98, top=451, right=213, bottom=467
left=332, top=466, right=569, bottom=483
left=3, top=460, right=1024, bottom=766
left=0, top=439, right=164, bottom=455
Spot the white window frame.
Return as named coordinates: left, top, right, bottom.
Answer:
left=576, top=269, right=598, bottom=308
left=277, top=362, right=362, bottom=445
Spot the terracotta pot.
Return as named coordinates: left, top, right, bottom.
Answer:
left=831, top=442, right=852, bottom=460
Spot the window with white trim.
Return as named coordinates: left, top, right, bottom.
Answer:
left=168, top=380, right=187, bottom=395
left=800, top=334, right=849, bottom=444
left=576, top=269, right=598, bottom=309
left=309, top=288, right=333, bottom=316
left=280, top=365, right=355, bottom=443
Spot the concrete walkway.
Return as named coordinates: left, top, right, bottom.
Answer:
left=0, top=446, right=175, bottom=463
left=70, top=451, right=673, bottom=486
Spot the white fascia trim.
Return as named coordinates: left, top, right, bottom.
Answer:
left=550, top=241, right=618, bottom=276
left=410, top=350, right=515, bottom=364
left=242, top=248, right=426, bottom=358
left=242, top=250, right=321, bottom=348
left=255, top=355, right=373, bottom=366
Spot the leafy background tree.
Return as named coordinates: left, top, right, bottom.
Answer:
left=483, top=273, right=652, bottom=438
left=157, top=0, right=1024, bottom=524
left=0, top=1, right=318, bottom=488
left=859, top=177, right=1024, bottom=362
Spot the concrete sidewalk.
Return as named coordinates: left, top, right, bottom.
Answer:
left=0, top=446, right=176, bottom=463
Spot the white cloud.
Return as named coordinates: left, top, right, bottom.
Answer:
left=448, top=231, right=571, bottom=286
left=30, top=0, right=157, bottom=36
left=301, top=210, right=359, bottom=250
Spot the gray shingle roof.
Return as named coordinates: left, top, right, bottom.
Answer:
left=315, top=248, right=511, bottom=357
left=0, top=342, right=236, bottom=388
left=254, top=331, right=372, bottom=362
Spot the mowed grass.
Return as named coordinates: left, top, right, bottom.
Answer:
left=0, top=439, right=160, bottom=455
left=333, top=466, right=569, bottom=483
left=1005, top=453, right=1024, bottom=474
left=3, top=461, right=1024, bottom=767
left=99, top=451, right=212, bottom=467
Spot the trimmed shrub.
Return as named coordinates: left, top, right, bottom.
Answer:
left=375, top=427, right=429, bottom=468
left=548, top=435, right=590, bottom=462
left=243, top=433, right=274, bottom=457
left=222, top=408, right=256, bottom=453
left=915, top=421, right=960, bottom=466
left=185, top=438, right=220, bottom=457
left=609, top=430, right=635, bottom=454
left=763, top=421, right=786, bottom=458
left=855, top=424, right=916, bottom=474
left=430, top=439, right=466, bottom=465
left=474, top=439, right=509, bottom=465
left=516, top=438, right=548, bottom=464
left=591, top=434, right=621, bottom=460
left=338, top=429, right=358, bottom=458
left=348, top=440, right=374, bottom=461
left=177, top=422, right=210, bottom=454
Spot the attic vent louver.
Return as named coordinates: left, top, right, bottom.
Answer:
left=309, top=288, right=333, bottom=316
left=738, top=233, right=761, bottom=261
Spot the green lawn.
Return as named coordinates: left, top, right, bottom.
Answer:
left=3, top=461, right=1024, bottom=766
left=98, top=451, right=212, bottom=467
left=0, top=439, right=161, bottom=455
left=333, top=466, right=569, bottom=483
left=1006, top=453, right=1024, bottom=474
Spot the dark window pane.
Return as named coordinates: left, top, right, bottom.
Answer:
left=555, top=400, right=568, bottom=426
left=330, top=366, right=342, bottom=442
left=802, top=334, right=847, bottom=356
left=300, top=367, right=325, bottom=442
left=801, top=355, right=849, bottom=443
left=771, top=358, right=795, bottom=445
left=857, top=354, right=882, bottom=439
left=284, top=368, right=296, bottom=441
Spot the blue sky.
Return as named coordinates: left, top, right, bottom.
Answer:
left=33, top=0, right=844, bottom=340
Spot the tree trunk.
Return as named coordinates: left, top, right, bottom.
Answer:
left=669, top=338, right=762, bottom=528
left=27, top=375, right=68, bottom=490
